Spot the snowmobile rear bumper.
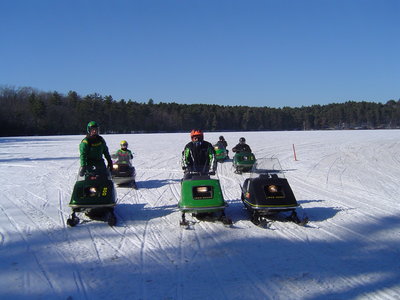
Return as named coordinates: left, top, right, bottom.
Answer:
left=178, top=204, right=227, bottom=213
left=69, top=203, right=116, bottom=208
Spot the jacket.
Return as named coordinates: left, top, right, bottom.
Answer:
left=232, top=143, right=252, bottom=153
left=79, top=135, right=112, bottom=167
left=182, top=140, right=216, bottom=173
left=114, top=149, right=133, bottom=164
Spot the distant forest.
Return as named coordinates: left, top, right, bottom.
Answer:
left=1, top=86, right=400, bottom=136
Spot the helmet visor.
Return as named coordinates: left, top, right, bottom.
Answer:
left=192, top=134, right=204, bottom=141
left=89, top=126, right=99, bottom=135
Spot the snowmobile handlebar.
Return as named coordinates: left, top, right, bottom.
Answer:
left=184, top=170, right=216, bottom=176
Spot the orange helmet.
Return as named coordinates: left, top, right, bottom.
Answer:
left=190, top=129, right=204, bottom=139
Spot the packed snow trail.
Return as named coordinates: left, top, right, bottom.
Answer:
left=0, top=131, right=400, bottom=299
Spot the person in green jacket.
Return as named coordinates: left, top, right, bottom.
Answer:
left=79, top=121, right=112, bottom=176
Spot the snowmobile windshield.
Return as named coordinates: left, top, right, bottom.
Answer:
left=250, top=157, right=285, bottom=179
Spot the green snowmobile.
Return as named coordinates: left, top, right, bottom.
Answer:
left=233, top=151, right=256, bottom=174
left=178, top=171, right=232, bottom=227
left=214, top=144, right=228, bottom=162
left=68, top=165, right=117, bottom=227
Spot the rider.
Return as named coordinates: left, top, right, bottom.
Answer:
left=114, top=140, right=134, bottom=165
left=79, top=121, right=113, bottom=176
left=182, top=129, right=216, bottom=176
left=217, top=136, right=228, bottom=149
left=215, top=135, right=229, bottom=158
left=232, top=137, right=252, bottom=153
left=217, top=135, right=228, bottom=149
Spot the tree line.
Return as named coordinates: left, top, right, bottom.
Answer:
left=1, top=86, right=399, bottom=136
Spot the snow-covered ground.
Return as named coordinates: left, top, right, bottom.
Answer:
left=1, top=130, right=400, bottom=300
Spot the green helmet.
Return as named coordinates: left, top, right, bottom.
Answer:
left=87, top=121, right=99, bottom=133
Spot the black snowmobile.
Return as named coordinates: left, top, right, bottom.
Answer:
left=240, top=157, right=308, bottom=227
left=111, top=154, right=137, bottom=188
left=67, top=165, right=117, bottom=227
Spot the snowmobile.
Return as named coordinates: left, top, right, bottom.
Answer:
left=67, top=165, right=117, bottom=227
left=214, top=144, right=228, bottom=162
left=111, top=154, right=137, bottom=188
left=178, top=169, right=232, bottom=227
left=240, top=157, right=308, bottom=227
left=233, top=151, right=256, bottom=174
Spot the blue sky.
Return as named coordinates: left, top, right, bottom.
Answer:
left=0, top=0, right=399, bottom=108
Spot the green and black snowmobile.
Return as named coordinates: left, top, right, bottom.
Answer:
left=213, top=144, right=228, bottom=162
left=233, top=151, right=256, bottom=174
left=178, top=170, right=232, bottom=227
left=68, top=165, right=117, bottom=227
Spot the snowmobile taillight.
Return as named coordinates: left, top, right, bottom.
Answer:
left=193, top=186, right=213, bottom=199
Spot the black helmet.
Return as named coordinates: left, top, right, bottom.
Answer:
left=219, top=136, right=224, bottom=141
left=239, top=137, right=246, bottom=144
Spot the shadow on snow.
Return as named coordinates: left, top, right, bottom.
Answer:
left=1, top=214, right=399, bottom=299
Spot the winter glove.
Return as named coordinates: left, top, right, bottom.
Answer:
left=79, top=166, right=86, bottom=176
left=108, top=162, right=113, bottom=171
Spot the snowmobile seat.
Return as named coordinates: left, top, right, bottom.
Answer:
left=189, top=175, right=210, bottom=181
left=259, top=174, right=271, bottom=179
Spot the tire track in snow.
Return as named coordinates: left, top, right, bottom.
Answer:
left=93, top=226, right=140, bottom=265
left=197, top=222, right=273, bottom=298
left=290, top=178, right=400, bottom=256
left=116, top=173, right=183, bottom=288
left=0, top=230, right=4, bottom=248
left=0, top=200, right=57, bottom=295
left=187, top=225, right=230, bottom=299
left=86, top=227, right=104, bottom=265
left=176, top=226, right=187, bottom=300
left=58, top=189, right=66, bottom=227
left=291, top=175, right=389, bottom=218
left=72, top=270, right=89, bottom=300
left=139, top=219, right=150, bottom=300
left=4, top=189, right=94, bottom=299
left=274, top=222, right=393, bottom=298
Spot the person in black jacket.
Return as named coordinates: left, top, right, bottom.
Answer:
left=215, top=135, right=229, bottom=159
left=217, top=136, right=227, bottom=148
left=232, top=137, right=252, bottom=153
left=182, top=129, right=216, bottom=177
